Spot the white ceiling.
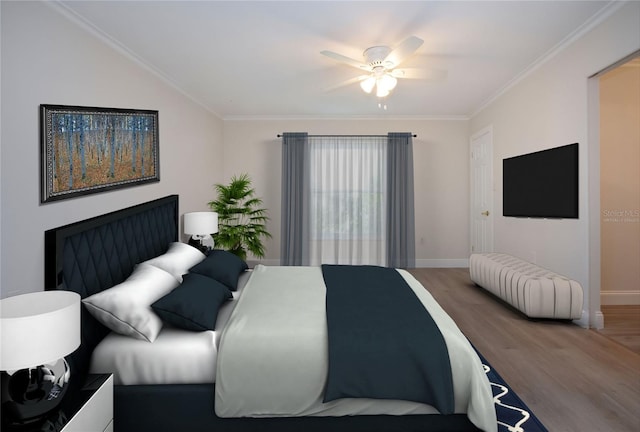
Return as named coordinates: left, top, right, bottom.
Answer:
left=57, top=0, right=614, bottom=119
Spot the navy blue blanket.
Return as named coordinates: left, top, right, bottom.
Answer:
left=321, top=265, right=454, bottom=414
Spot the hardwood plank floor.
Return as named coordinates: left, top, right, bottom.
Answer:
left=598, top=305, right=640, bottom=354
left=408, top=268, right=640, bottom=432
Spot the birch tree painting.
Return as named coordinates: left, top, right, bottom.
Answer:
left=41, top=105, right=159, bottom=203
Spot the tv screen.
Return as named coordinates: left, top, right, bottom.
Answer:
left=503, top=143, right=578, bottom=218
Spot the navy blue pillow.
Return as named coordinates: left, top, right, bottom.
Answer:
left=188, top=249, right=248, bottom=291
left=151, top=273, right=232, bottom=331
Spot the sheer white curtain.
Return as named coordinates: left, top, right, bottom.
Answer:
left=308, top=136, right=387, bottom=266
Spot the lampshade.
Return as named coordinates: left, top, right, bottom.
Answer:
left=376, top=82, right=390, bottom=98
left=360, top=76, right=376, bottom=94
left=184, top=212, right=218, bottom=235
left=380, top=74, right=397, bottom=91
left=0, top=291, right=81, bottom=371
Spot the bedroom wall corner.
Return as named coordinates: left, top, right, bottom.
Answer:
left=0, top=1, right=224, bottom=298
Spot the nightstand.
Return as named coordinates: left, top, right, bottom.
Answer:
left=2, top=374, right=113, bottom=432
left=61, top=374, right=113, bottom=432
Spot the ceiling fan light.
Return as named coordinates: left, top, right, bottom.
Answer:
left=381, top=74, right=398, bottom=91
left=360, top=76, right=376, bottom=94
left=376, top=84, right=389, bottom=98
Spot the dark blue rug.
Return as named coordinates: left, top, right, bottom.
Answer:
left=478, top=351, right=548, bottom=432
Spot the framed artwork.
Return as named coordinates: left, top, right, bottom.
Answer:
left=40, top=104, right=160, bottom=203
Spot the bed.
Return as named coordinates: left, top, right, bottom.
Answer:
left=45, top=195, right=496, bottom=432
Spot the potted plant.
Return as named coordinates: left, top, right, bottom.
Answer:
left=208, top=174, right=271, bottom=260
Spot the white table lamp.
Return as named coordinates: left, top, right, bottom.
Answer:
left=1, top=291, right=81, bottom=425
left=184, top=211, right=218, bottom=253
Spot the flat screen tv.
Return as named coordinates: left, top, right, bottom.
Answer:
left=503, top=143, right=578, bottom=218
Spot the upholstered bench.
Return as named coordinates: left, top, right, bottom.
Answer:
left=469, top=253, right=583, bottom=319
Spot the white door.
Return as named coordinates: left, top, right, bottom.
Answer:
left=470, top=126, right=494, bottom=254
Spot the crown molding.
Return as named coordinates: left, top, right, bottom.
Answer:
left=42, top=1, right=470, bottom=123
left=222, top=114, right=469, bottom=121
left=469, top=1, right=627, bottom=118
left=46, top=0, right=620, bottom=123
left=46, top=0, right=223, bottom=120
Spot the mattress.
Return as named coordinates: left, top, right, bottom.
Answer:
left=89, top=271, right=249, bottom=385
left=215, top=265, right=497, bottom=432
left=89, top=265, right=496, bottom=432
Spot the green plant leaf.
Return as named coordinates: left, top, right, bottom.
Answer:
left=209, top=173, right=270, bottom=259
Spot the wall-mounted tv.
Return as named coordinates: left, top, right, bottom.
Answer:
left=503, top=143, right=578, bottom=219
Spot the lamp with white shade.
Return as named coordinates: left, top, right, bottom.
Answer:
left=0, top=290, right=81, bottom=425
left=184, top=211, right=218, bottom=253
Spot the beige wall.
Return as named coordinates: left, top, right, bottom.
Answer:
left=600, top=59, right=640, bottom=305
left=222, top=118, right=471, bottom=266
left=470, top=2, right=640, bottom=326
left=3, top=0, right=639, bottom=311
left=0, top=1, right=224, bottom=297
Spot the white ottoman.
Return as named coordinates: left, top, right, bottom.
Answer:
left=469, top=253, right=583, bottom=319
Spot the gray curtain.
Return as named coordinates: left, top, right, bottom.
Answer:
left=387, top=133, right=416, bottom=268
left=280, top=132, right=310, bottom=265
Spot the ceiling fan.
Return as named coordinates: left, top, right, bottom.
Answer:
left=321, top=36, right=446, bottom=98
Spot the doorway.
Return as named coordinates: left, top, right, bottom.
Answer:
left=599, top=56, right=640, bottom=307
left=590, top=51, right=640, bottom=346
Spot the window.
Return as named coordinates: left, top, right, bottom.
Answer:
left=308, top=136, right=387, bottom=265
left=281, top=132, right=415, bottom=268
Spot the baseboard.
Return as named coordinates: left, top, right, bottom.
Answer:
left=415, top=259, right=470, bottom=268
left=250, top=259, right=471, bottom=268
left=573, top=310, right=590, bottom=329
left=592, top=310, right=604, bottom=330
left=600, top=290, right=640, bottom=305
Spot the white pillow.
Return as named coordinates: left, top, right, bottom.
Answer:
left=82, top=264, right=179, bottom=342
left=140, top=242, right=206, bottom=282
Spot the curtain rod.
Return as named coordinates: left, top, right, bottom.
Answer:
left=277, top=134, right=417, bottom=138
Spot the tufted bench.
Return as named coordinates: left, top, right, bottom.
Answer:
left=469, top=253, right=583, bottom=319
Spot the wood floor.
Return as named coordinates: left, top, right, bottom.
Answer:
left=408, top=268, right=640, bottom=432
left=598, top=305, right=640, bottom=354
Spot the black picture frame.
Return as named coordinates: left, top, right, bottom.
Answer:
left=40, top=104, right=160, bottom=203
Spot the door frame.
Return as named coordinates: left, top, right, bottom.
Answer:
left=587, top=49, right=640, bottom=329
left=469, top=125, right=494, bottom=255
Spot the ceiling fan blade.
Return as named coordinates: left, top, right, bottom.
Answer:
left=391, top=68, right=447, bottom=81
left=320, top=50, right=369, bottom=70
left=384, top=36, right=424, bottom=68
left=323, top=75, right=370, bottom=92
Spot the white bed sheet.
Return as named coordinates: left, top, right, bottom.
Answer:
left=89, top=271, right=250, bottom=385
left=90, top=326, right=217, bottom=385
left=215, top=265, right=497, bottom=432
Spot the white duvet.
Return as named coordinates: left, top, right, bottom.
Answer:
left=215, top=265, right=497, bottom=432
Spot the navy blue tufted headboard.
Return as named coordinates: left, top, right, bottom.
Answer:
left=44, top=195, right=179, bottom=378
